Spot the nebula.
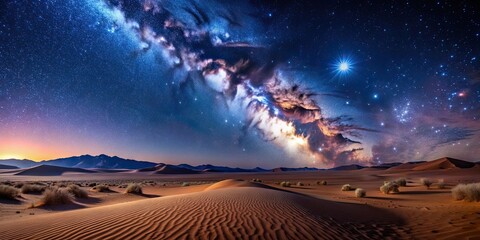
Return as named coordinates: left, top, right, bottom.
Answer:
left=95, top=0, right=369, bottom=166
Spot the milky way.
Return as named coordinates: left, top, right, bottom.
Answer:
left=0, top=0, right=479, bottom=167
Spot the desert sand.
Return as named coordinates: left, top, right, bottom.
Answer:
left=0, top=158, right=479, bottom=239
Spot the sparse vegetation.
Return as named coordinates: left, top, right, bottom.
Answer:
left=437, top=179, right=446, bottom=189
left=451, top=183, right=480, bottom=202
left=355, top=188, right=366, bottom=198
left=92, top=185, right=110, bottom=192
left=341, top=184, right=354, bottom=191
left=88, top=182, right=97, bottom=187
left=67, top=185, right=88, bottom=198
left=251, top=178, right=262, bottom=183
left=380, top=181, right=399, bottom=194
left=420, top=178, right=433, bottom=189
left=182, top=182, right=190, bottom=187
left=21, top=184, right=46, bottom=194
left=395, top=178, right=407, bottom=187
left=280, top=181, right=291, bottom=187
left=41, top=188, right=72, bottom=206
left=125, top=183, right=143, bottom=194
left=0, top=185, right=19, bottom=199
left=14, top=182, right=24, bottom=188
left=317, top=180, right=327, bottom=185
left=296, top=182, right=304, bottom=187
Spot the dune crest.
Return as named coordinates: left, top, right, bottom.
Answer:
left=14, top=165, right=95, bottom=176
left=204, top=179, right=272, bottom=191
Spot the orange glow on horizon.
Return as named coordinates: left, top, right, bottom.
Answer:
left=0, top=139, right=63, bottom=161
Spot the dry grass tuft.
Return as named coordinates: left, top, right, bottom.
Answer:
left=341, top=184, right=354, bottom=191
left=355, top=188, right=366, bottom=198
left=317, top=180, right=327, bottom=185
left=280, top=181, right=291, bottom=187
left=21, top=184, right=46, bottom=194
left=451, top=183, right=480, bottom=202
left=395, top=178, right=407, bottom=187
left=181, top=182, right=190, bottom=187
left=0, top=185, right=19, bottom=199
left=125, top=183, right=143, bottom=194
left=420, top=178, right=433, bottom=189
left=92, top=185, right=110, bottom=192
left=296, top=182, right=304, bottom=186
left=41, top=188, right=73, bottom=206
left=67, top=185, right=88, bottom=198
left=437, top=179, right=446, bottom=189
left=380, top=181, right=399, bottom=194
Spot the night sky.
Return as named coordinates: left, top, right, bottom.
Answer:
left=0, top=0, right=479, bottom=168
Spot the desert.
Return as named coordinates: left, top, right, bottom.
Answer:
left=2, top=0, right=480, bottom=239
left=1, top=157, right=480, bottom=239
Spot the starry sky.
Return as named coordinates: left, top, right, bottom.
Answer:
left=0, top=0, right=479, bottom=168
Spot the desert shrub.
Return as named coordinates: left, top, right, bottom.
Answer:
left=181, top=182, right=190, bottom=187
left=420, top=178, right=433, bottom=189
left=125, top=183, right=143, bottom=194
left=1, top=181, right=13, bottom=186
left=296, top=182, right=304, bottom=186
left=92, top=185, right=110, bottom=192
left=251, top=178, right=262, bottom=183
left=0, top=185, right=19, bottom=199
left=451, top=183, right=480, bottom=202
left=316, top=180, right=327, bottom=185
left=21, top=184, right=46, bottom=194
left=67, top=185, right=88, bottom=198
left=14, top=182, right=24, bottom=188
left=280, top=181, right=291, bottom=187
left=395, top=178, right=407, bottom=187
left=437, top=179, right=446, bottom=189
left=41, top=188, right=72, bottom=206
left=380, top=181, right=399, bottom=194
left=355, top=188, right=366, bottom=198
left=88, top=182, right=97, bottom=187
left=341, top=184, right=354, bottom=191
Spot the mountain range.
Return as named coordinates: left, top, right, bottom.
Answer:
left=0, top=155, right=478, bottom=173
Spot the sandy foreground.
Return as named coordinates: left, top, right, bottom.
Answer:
left=1, top=167, right=480, bottom=239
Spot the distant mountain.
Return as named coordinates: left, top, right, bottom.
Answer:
left=331, top=164, right=365, bottom=171
left=272, top=167, right=319, bottom=172
left=0, top=159, right=38, bottom=168
left=0, top=163, right=18, bottom=169
left=3, top=154, right=474, bottom=173
left=178, top=164, right=268, bottom=173
left=0, top=154, right=157, bottom=170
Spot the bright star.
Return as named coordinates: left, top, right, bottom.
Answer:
left=332, top=56, right=354, bottom=77
left=339, top=62, right=349, bottom=71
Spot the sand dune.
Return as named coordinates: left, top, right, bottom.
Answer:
left=135, top=163, right=166, bottom=172
left=153, top=165, right=199, bottom=174
left=14, top=165, right=95, bottom=176
left=386, top=161, right=426, bottom=171
left=412, top=157, right=476, bottom=171
left=0, top=180, right=402, bottom=239
left=134, top=164, right=199, bottom=174
left=204, top=179, right=273, bottom=191
left=0, top=164, right=18, bottom=169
